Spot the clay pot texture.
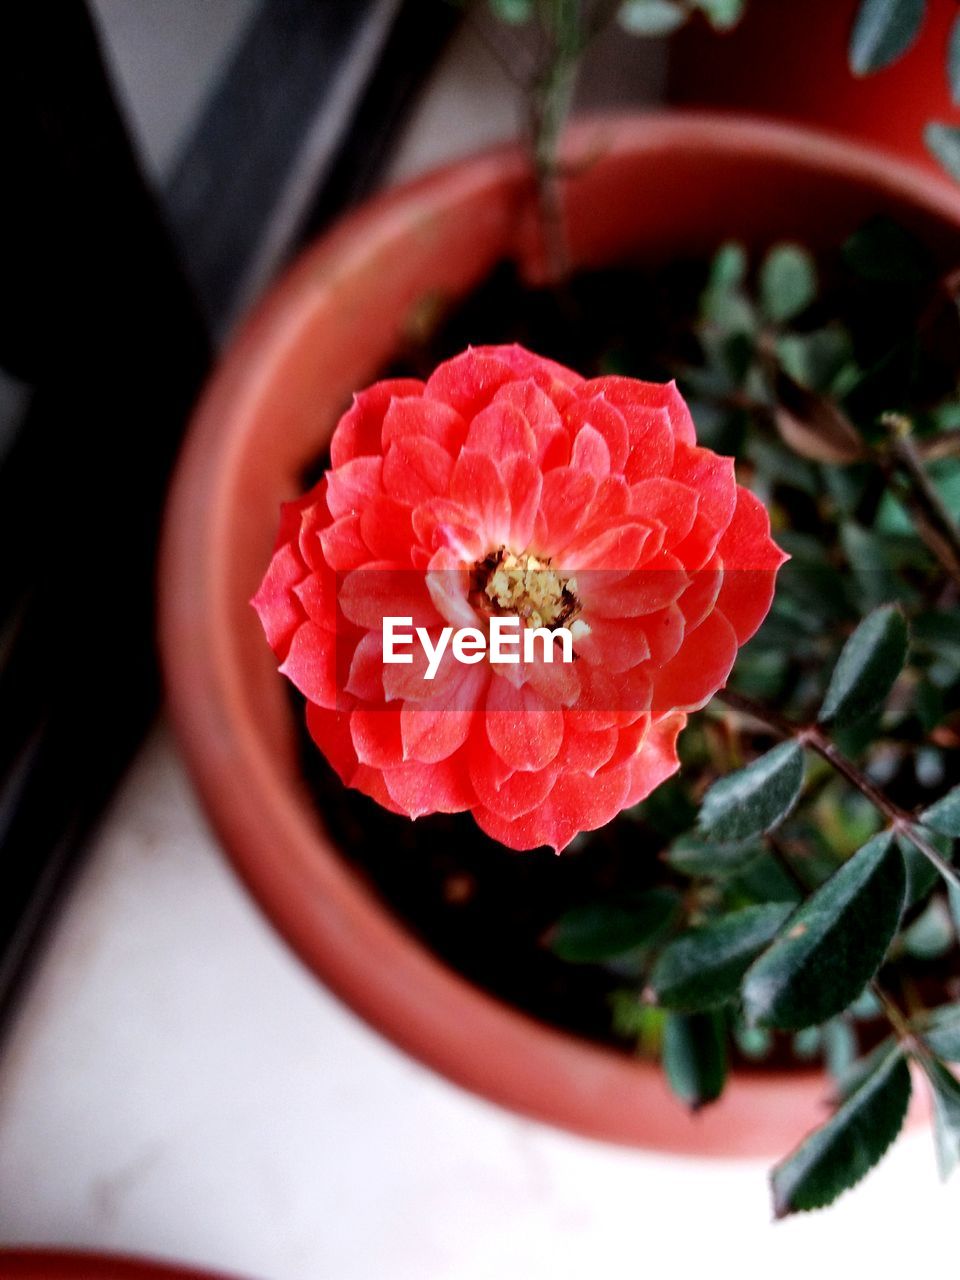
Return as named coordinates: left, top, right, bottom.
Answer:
left=160, top=114, right=959, bottom=1154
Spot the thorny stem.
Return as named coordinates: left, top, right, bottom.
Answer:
left=714, top=687, right=960, bottom=894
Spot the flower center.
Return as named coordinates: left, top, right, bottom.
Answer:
left=473, top=547, right=579, bottom=630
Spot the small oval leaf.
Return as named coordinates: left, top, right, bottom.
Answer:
left=771, top=1045, right=911, bottom=1216
left=650, top=903, right=795, bottom=1010
left=698, top=741, right=805, bottom=843
left=849, top=0, right=926, bottom=76
left=662, top=1011, right=728, bottom=1111
left=921, top=783, right=960, bottom=837
left=742, top=832, right=906, bottom=1030
left=617, top=0, right=686, bottom=35
left=760, top=244, right=817, bottom=324
left=926, top=122, right=960, bottom=183
left=919, top=1056, right=960, bottom=1180
left=920, top=1005, right=960, bottom=1062
left=949, top=13, right=960, bottom=105
left=819, top=604, right=908, bottom=727
left=549, top=890, right=680, bottom=963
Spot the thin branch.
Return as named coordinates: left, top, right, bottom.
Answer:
left=714, top=688, right=960, bottom=894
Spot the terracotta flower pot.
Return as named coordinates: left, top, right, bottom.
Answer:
left=668, top=0, right=960, bottom=174
left=0, top=1252, right=242, bottom=1280
left=160, top=113, right=958, bottom=1155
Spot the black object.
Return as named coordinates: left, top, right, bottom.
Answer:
left=0, top=0, right=458, bottom=1032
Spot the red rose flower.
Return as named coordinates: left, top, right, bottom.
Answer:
left=253, top=344, right=786, bottom=852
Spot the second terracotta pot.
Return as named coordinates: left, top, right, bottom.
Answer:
left=160, top=114, right=958, bottom=1155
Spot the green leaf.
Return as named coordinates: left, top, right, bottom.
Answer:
left=617, top=0, right=686, bottom=34
left=849, top=0, right=926, bottom=75
left=926, top=122, right=960, bottom=183
left=949, top=13, right=960, bottom=105
left=487, top=0, right=534, bottom=21
left=842, top=216, right=933, bottom=284
left=920, top=1005, right=960, bottom=1062
left=898, top=832, right=941, bottom=907
left=694, top=0, right=744, bottom=30
left=921, top=783, right=960, bottom=837
left=663, top=834, right=765, bottom=878
left=742, top=832, right=906, bottom=1030
left=823, top=1019, right=859, bottom=1080
left=919, top=1055, right=960, bottom=1179
left=650, top=903, right=794, bottom=1011
left=771, top=1045, right=911, bottom=1216
left=698, top=742, right=805, bottom=843
left=900, top=898, right=955, bottom=960
left=818, top=604, right=908, bottom=727
left=549, top=890, right=680, bottom=963
left=760, top=244, right=817, bottom=324
left=662, top=1011, right=728, bottom=1110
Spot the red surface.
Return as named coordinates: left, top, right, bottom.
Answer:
left=668, top=0, right=960, bottom=173
left=160, top=114, right=957, bottom=1156
left=0, top=1252, right=241, bottom=1280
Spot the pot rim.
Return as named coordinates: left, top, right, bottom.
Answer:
left=159, top=111, right=957, bottom=1154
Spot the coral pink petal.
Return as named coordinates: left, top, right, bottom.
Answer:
left=715, top=487, right=790, bottom=643
left=383, top=752, right=473, bottom=817
left=319, top=515, right=369, bottom=570
left=651, top=609, right=739, bottom=716
left=251, top=542, right=306, bottom=658
left=565, top=396, right=630, bottom=471
left=325, top=456, right=383, bottom=520
left=502, top=454, right=542, bottom=550
left=629, top=477, right=699, bottom=546
left=339, top=563, right=441, bottom=631
left=305, top=704, right=359, bottom=783
left=475, top=764, right=632, bottom=852
left=678, top=553, right=723, bottom=632
left=360, top=495, right=416, bottom=561
left=293, top=571, right=337, bottom=631
left=350, top=707, right=404, bottom=768
left=344, top=629, right=386, bottom=702
left=279, top=621, right=338, bottom=707
left=535, top=468, right=597, bottom=554
left=486, top=676, right=564, bottom=771
left=383, top=435, right=454, bottom=506
left=450, top=449, right=510, bottom=547
left=381, top=395, right=466, bottom=455
left=330, top=378, right=423, bottom=467
left=465, top=401, right=537, bottom=457
left=623, top=712, right=686, bottom=806
left=569, top=425, right=611, bottom=479
left=412, top=498, right=484, bottom=560
left=492, top=380, right=569, bottom=466
left=424, top=350, right=518, bottom=418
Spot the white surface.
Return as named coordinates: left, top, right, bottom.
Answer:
left=0, top=725, right=955, bottom=1280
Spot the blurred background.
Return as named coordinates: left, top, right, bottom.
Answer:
left=0, top=3, right=957, bottom=1277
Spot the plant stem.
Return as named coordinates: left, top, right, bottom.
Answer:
left=883, top=413, right=960, bottom=587
left=715, top=687, right=960, bottom=893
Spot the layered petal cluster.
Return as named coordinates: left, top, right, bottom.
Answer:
left=253, top=344, right=786, bottom=851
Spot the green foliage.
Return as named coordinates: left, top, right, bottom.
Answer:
left=849, top=0, right=926, bottom=76
left=549, top=890, right=680, bottom=963
left=487, top=0, right=534, bottom=21
left=922, top=784, right=960, bottom=837
left=921, top=1005, right=960, bottom=1061
left=662, top=1011, right=728, bottom=1109
left=760, top=245, right=817, bottom=325
left=650, top=903, right=794, bottom=1010
left=919, top=1055, right=960, bottom=1179
left=698, top=742, right=805, bottom=843
left=926, top=123, right=960, bottom=183
left=771, top=1046, right=912, bottom=1216
left=742, top=833, right=906, bottom=1029
left=842, top=216, right=933, bottom=284
left=617, top=0, right=685, bottom=34
left=818, top=605, right=909, bottom=727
